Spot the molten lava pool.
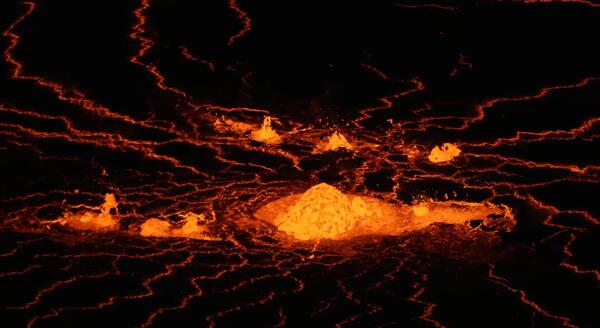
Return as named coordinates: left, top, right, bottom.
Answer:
left=1, top=0, right=600, bottom=327
left=255, top=183, right=514, bottom=240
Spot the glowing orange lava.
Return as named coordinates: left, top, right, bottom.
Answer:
left=140, top=212, right=219, bottom=240
left=60, top=193, right=119, bottom=231
left=255, top=183, right=514, bottom=241
left=428, top=143, right=461, bottom=163
left=313, top=131, right=354, bottom=153
left=250, top=116, right=282, bottom=144
left=214, top=116, right=254, bottom=134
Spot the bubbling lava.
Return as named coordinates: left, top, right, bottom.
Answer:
left=428, top=143, right=461, bottom=163
left=213, top=116, right=254, bottom=134
left=255, top=183, right=514, bottom=241
left=60, top=193, right=119, bottom=231
left=250, top=116, right=282, bottom=144
left=313, top=131, right=354, bottom=153
left=56, top=183, right=514, bottom=243
left=140, top=213, right=219, bottom=240
left=59, top=194, right=218, bottom=240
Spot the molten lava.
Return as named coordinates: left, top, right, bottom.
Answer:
left=267, top=183, right=390, bottom=240
left=428, top=143, right=461, bottom=163
left=60, top=193, right=119, bottom=231
left=59, top=193, right=218, bottom=240
left=250, top=116, right=282, bottom=144
left=140, top=212, right=219, bottom=240
left=213, top=116, right=254, bottom=134
left=313, top=131, right=354, bottom=153
left=255, top=183, right=514, bottom=241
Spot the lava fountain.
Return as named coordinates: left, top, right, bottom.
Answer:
left=313, top=131, right=354, bottom=153
left=250, top=116, right=282, bottom=144
left=59, top=193, right=119, bottom=231
left=255, top=183, right=514, bottom=241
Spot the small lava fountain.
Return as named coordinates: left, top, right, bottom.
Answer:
left=313, top=131, right=354, bottom=153
left=250, top=116, right=282, bottom=144
left=255, top=183, right=514, bottom=241
left=58, top=193, right=218, bottom=240
left=60, top=193, right=119, bottom=231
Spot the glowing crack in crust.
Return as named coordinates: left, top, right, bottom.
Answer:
left=313, top=131, right=354, bottom=153
left=60, top=193, right=119, bottom=231
left=255, top=183, right=514, bottom=241
left=428, top=143, right=461, bottom=163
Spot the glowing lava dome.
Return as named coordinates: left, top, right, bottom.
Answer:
left=255, top=183, right=514, bottom=241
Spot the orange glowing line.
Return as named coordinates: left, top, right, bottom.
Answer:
left=130, top=0, right=153, bottom=61
left=488, top=265, right=579, bottom=328
left=361, top=63, right=391, bottom=80
left=413, top=77, right=598, bottom=132
left=469, top=117, right=600, bottom=148
left=522, top=194, right=600, bottom=281
left=2, top=2, right=150, bottom=127
left=408, top=278, right=446, bottom=328
left=130, top=0, right=191, bottom=99
left=465, top=77, right=599, bottom=128
left=0, top=105, right=212, bottom=176
left=129, top=0, right=271, bottom=120
left=395, top=3, right=458, bottom=10
left=227, top=0, right=252, bottom=46
left=521, top=0, right=600, bottom=8
left=356, top=77, right=425, bottom=126
left=449, top=53, right=472, bottom=77
left=2, top=1, right=36, bottom=78
left=179, top=46, right=216, bottom=71
left=2, top=1, right=185, bottom=138
left=561, top=233, right=600, bottom=281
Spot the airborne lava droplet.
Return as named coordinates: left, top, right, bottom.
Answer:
left=428, top=143, right=461, bottom=163
left=255, top=183, right=514, bottom=241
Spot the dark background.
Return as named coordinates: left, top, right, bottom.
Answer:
left=0, top=0, right=599, bottom=327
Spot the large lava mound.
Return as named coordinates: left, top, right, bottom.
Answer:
left=255, top=183, right=514, bottom=241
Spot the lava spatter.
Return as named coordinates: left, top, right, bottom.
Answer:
left=58, top=194, right=219, bottom=240
left=140, top=212, right=219, bottom=240
left=312, top=131, right=354, bottom=153
left=250, top=116, right=282, bottom=144
left=60, top=193, right=119, bottom=231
